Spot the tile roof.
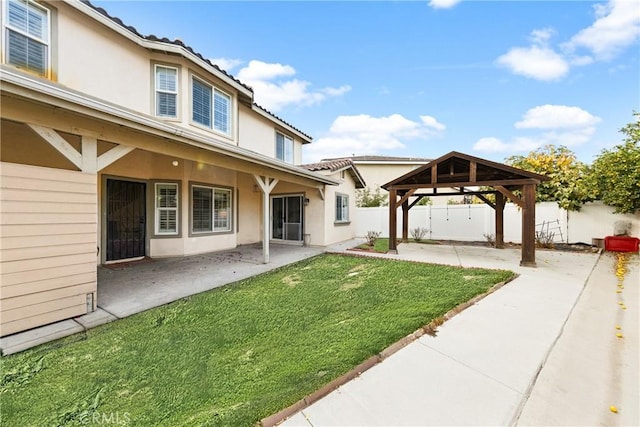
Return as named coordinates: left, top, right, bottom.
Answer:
left=252, top=104, right=312, bottom=142
left=301, top=158, right=354, bottom=172
left=82, top=1, right=252, bottom=92
left=81, top=1, right=311, bottom=140
left=322, top=155, right=433, bottom=162
left=300, top=159, right=366, bottom=188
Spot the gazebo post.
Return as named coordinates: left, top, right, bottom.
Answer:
left=402, top=198, right=409, bottom=242
left=389, top=188, right=398, bottom=253
left=520, top=184, right=537, bottom=267
left=495, top=192, right=505, bottom=249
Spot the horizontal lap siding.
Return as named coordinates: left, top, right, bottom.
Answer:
left=0, top=162, right=97, bottom=337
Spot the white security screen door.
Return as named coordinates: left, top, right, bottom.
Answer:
left=271, top=195, right=303, bottom=241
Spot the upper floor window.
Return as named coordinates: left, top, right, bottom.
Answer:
left=276, top=132, right=293, bottom=164
left=192, top=76, right=231, bottom=135
left=4, top=0, right=50, bottom=77
left=155, top=65, right=178, bottom=118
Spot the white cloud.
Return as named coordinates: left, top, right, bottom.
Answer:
left=210, top=58, right=243, bottom=72
left=564, top=0, right=640, bottom=61
left=420, top=115, right=446, bottom=131
left=237, top=60, right=295, bottom=81
left=305, top=114, right=445, bottom=162
left=473, top=137, right=540, bottom=153
left=473, top=137, right=509, bottom=152
left=515, top=105, right=601, bottom=129
left=498, top=1, right=640, bottom=80
left=529, top=27, right=555, bottom=45
left=235, top=60, right=350, bottom=112
left=321, top=86, right=352, bottom=97
left=474, top=105, right=601, bottom=154
left=428, top=0, right=462, bottom=9
left=496, top=45, right=569, bottom=81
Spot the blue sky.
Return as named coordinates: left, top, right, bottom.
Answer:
left=95, top=0, right=639, bottom=164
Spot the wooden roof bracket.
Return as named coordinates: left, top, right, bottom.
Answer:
left=395, top=188, right=417, bottom=209
left=495, top=186, right=524, bottom=208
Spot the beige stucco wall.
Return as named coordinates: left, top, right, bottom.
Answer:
left=57, top=5, right=151, bottom=114
left=238, top=105, right=304, bottom=164
left=99, top=150, right=243, bottom=259
left=355, top=163, right=424, bottom=190
left=30, top=2, right=252, bottom=148
left=304, top=170, right=358, bottom=246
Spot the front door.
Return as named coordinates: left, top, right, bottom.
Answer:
left=106, top=179, right=146, bottom=261
left=271, top=195, right=303, bottom=242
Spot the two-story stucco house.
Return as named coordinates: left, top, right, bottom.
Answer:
left=0, top=0, right=364, bottom=337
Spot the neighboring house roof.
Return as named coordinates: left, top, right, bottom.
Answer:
left=77, top=0, right=311, bottom=142
left=322, top=155, right=432, bottom=164
left=301, top=159, right=366, bottom=189
left=382, top=151, right=549, bottom=190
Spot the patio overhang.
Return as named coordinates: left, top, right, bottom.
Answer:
left=0, top=67, right=339, bottom=189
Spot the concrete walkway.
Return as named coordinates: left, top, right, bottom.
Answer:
left=517, top=251, right=639, bottom=427
left=282, top=243, right=610, bottom=426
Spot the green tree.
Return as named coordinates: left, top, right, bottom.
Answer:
left=505, top=144, right=594, bottom=211
left=589, top=113, right=640, bottom=214
left=356, top=187, right=388, bottom=207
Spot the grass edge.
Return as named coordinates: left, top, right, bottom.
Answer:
left=259, top=271, right=519, bottom=427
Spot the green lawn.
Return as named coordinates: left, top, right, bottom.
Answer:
left=356, top=237, right=391, bottom=252
left=1, top=254, right=514, bottom=426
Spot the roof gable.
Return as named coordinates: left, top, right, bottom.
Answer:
left=382, top=151, right=549, bottom=190
left=301, top=159, right=366, bottom=189
left=77, top=1, right=312, bottom=141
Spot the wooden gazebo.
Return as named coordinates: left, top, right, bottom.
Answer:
left=382, top=151, right=550, bottom=267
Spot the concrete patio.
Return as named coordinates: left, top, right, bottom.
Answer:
left=1, top=242, right=326, bottom=355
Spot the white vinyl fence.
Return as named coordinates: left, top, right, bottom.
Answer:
left=355, top=201, right=640, bottom=244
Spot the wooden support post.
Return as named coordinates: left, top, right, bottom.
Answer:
left=495, top=192, right=505, bottom=249
left=81, top=136, right=98, bottom=173
left=389, top=188, right=398, bottom=253
left=253, top=175, right=279, bottom=263
left=402, top=198, right=409, bottom=242
left=521, top=184, right=536, bottom=267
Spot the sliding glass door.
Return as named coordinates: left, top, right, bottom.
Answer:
left=271, top=195, right=303, bottom=242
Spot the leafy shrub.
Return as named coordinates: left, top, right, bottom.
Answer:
left=365, top=230, right=381, bottom=247
left=411, top=227, right=429, bottom=242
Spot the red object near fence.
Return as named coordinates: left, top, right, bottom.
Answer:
left=604, top=236, right=640, bottom=252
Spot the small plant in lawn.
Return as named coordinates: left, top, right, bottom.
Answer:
left=483, top=233, right=496, bottom=247
left=365, top=230, right=381, bottom=247
left=411, top=227, right=429, bottom=242
left=535, top=230, right=555, bottom=248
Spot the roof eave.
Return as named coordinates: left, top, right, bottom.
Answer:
left=68, top=0, right=254, bottom=99
left=251, top=105, right=313, bottom=143
left=0, top=67, right=338, bottom=186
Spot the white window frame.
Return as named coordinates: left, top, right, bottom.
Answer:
left=190, top=184, right=232, bottom=234
left=154, top=64, right=178, bottom=118
left=276, top=132, right=294, bottom=164
left=336, top=193, right=350, bottom=223
left=191, top=75, right=232, bottom=136
left=3, top=0, right=51, bottom=78
left=155, top=183, right=179, bottom=235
